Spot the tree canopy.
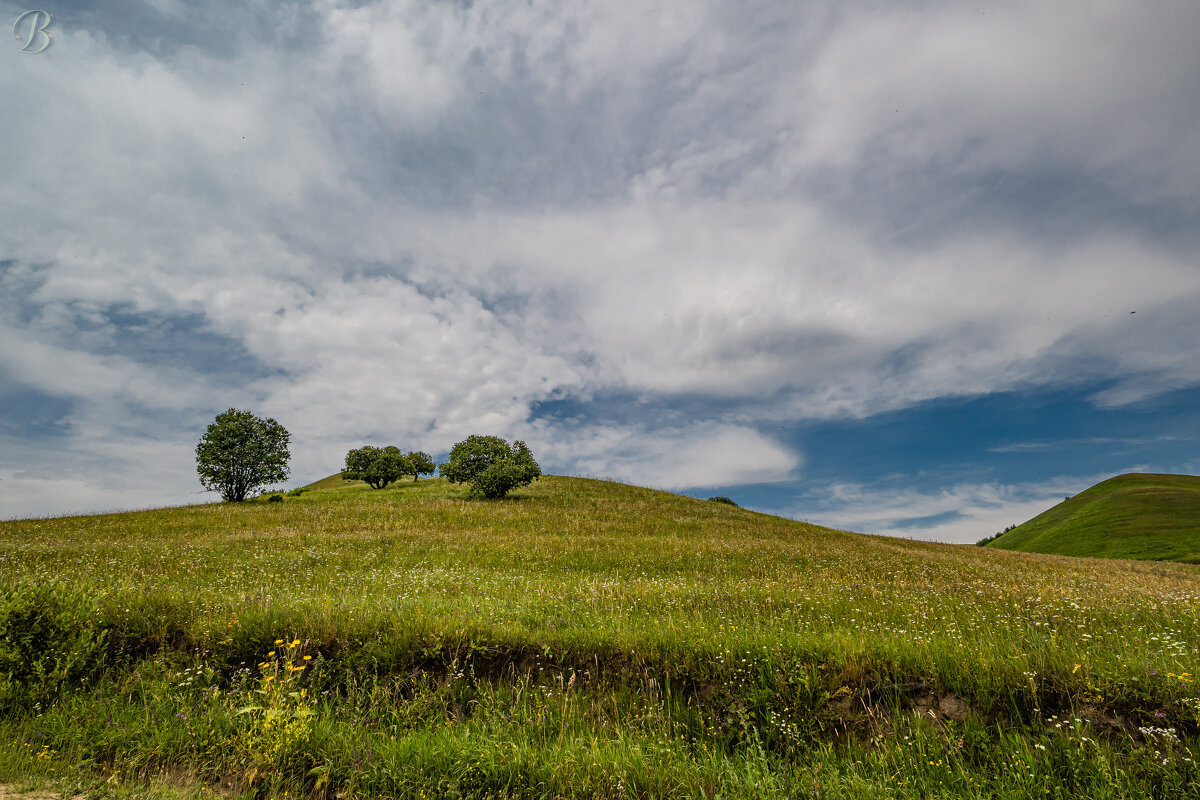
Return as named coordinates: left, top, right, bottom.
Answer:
left=342, top=445, right=411, bottom=489
left=407, top=450, right=435, bottom=481
left=439, top=435, right=541, bottom=499
left=195, top=409, right=291, bottom=502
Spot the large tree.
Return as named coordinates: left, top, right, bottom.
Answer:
left=342, top=445, right=411, bottom=489
left=439, top=435, right=541, bottom=499
left=195, top=409, right=291, bottom=502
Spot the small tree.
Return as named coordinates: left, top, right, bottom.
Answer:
left=439, top=435, right=541, bottom=499
left=407, top=451, right=435, bottom=481
left=342, top=445, right=412, bottom=489
left=196, top=409, right=291, bottom=502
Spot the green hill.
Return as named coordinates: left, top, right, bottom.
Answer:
left=301, top=470, right=366, bottom=490
left=2, top=475, right=1199, bottom=799
left=987, top=472, right=1200, bottom=563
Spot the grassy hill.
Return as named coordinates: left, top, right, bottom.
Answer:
left=987, top=473, right=1200, bottom=563
left=2, top=475, right=1199, bottom=799
left=300, top=471, right=369, bottom=491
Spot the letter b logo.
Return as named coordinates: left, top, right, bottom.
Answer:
left=14, top=10, right=53, bottom=53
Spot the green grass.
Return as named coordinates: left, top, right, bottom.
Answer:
left=988, top=473, right=1200, bottom=563
left=2, top=475, right=1199, bottom=799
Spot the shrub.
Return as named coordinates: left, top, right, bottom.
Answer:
left=0, top=580, right=109, bottom=712
left=267, top=493, right=284, bottom=503
left=439, top=436, right=541, bottom=499
left=407, top=450, right=436, bottom=481
left=342, top=445, right=411, bottom=489
left=978, top=524, right=1018, bottom=546
left=708, top=496, right=739, bottom=506
left=286, top=488, right=306, bottom=497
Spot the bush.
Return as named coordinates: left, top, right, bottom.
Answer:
left=0, top=580, right=109, bottom=712
left=342, top=445, right=411, bottom=489
left=407, top=450, right=436, bottom=481
left=286, top=488, right=306, bottom=497
left=267, top=493, right=284, bottom=503
left=977, top=524, right=1018, bottom=546
left=439, top=435, right=541, bottom=499
left=708, top=496, right=739, bottom=506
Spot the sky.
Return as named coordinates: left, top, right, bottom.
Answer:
left=2, top=1, right=1198, bottom=542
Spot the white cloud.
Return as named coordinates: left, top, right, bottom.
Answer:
left=379, top=200, right=1200, bottom=418
left=1, top=0, right=1198, bottom=518
left=989, top=436, right=1194, bottom=454
left=791, top=2, right=1200, bottom=204
left=0, top=430, right=207, bottom=520
left=532, top=422, right=801, bottom=490
left=792, top=474, right=1111, bottom=545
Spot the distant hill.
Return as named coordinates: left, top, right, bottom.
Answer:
left=301, top=471, right=363, bottom=491
left=987, top=473, right=1200, bottom=563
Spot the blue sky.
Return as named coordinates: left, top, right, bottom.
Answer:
left=2, top=1, right=1198, bottom=541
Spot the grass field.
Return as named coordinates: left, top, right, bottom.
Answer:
left=2, top=475, right=1199, bottom=799
left=988, top=473, right=1200, bottom=564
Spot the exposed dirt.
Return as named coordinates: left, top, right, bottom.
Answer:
left=938, top=694, right=970, bottom=721
left=1078, top=704, right=1134, bottom=738
left=827, top=695, right=855, bottom=722
left=0, top=786, right=78, bottom=800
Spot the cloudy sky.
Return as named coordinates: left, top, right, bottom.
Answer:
left=3, top=1, right=1198, bottom=542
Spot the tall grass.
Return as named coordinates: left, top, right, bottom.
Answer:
left=2, top=476, right=1198, bottom=798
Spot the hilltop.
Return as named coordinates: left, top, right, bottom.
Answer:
left=1, top=475, right=1199, bottom=799
left=987, top=472, right=1200, bottom=563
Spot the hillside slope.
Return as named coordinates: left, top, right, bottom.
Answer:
left=988, top=472, right=1200, bottom=563
left=301, top=470, right=366, bottom=490
left=2, top=475, right=1199, bottom=799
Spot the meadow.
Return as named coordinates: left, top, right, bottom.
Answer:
left=1, top=475, right=1198, bottom=799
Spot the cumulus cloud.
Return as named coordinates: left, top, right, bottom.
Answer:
left=2, top=0, right=1198, bottom=521
left=790, top=2, right=1200, bottom=204
left=531, top=422, right=801, bottom=490
left=392, top=201, right=1200, bottom=416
